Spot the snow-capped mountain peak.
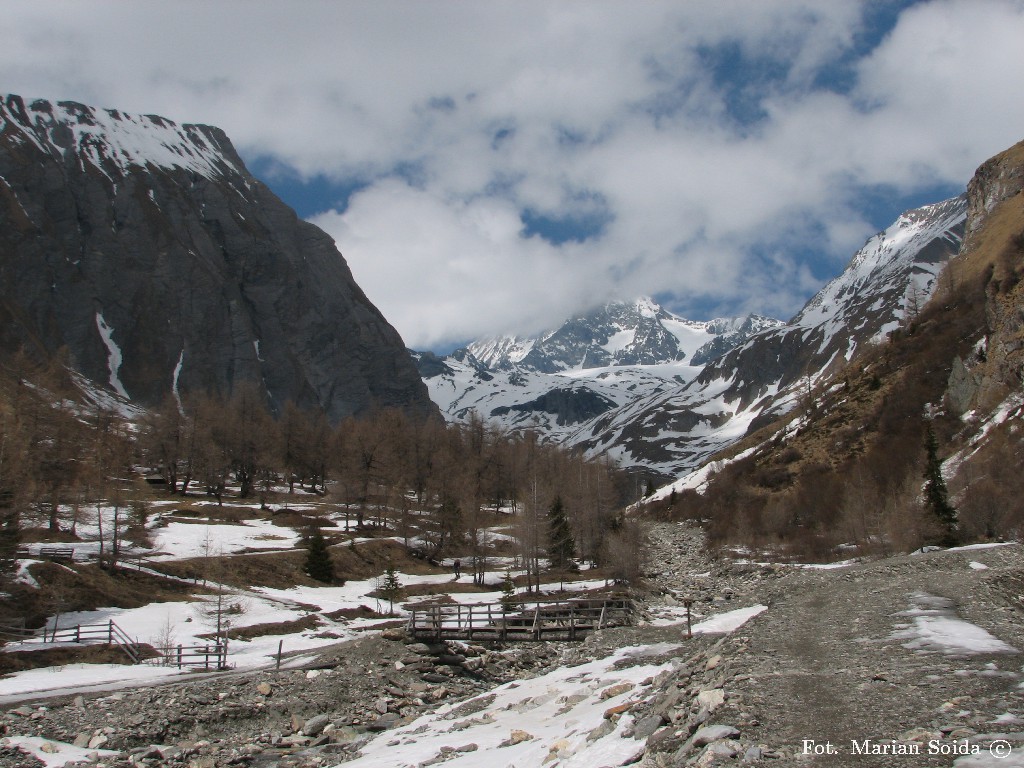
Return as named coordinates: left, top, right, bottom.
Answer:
left=462, top=298, right=768, bottom=374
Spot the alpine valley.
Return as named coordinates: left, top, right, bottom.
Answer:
left=4, top=89, right=1024, bottom=768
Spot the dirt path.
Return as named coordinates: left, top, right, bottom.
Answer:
left=726, top=546, right=1024, bottom=766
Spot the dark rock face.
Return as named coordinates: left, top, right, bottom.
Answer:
left=0, top=94, right=434, bottom=421
left=412, top=350, right=455, bottom=380
left=490, top=387, right=616, bottom=426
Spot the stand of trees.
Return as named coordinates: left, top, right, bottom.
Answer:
left=0, top=354, right=137, bottom=576
left=0, top=358, right=634, bottom=589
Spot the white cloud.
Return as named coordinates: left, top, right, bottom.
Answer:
left=4, top=0, right=1024, bottom=348
left=312, top=180, right=601, bottom=346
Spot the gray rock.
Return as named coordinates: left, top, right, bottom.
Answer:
left=696, top=688, right=725, bottom=712
left=632, top=714, right=666, bottom=740
left=587, top=719, right=616, bottom=742
left=367, top=712, right=401, bottom=731
left=691, top=725, right=740, bottom=747
left=301, top=714, right=331, bottom=736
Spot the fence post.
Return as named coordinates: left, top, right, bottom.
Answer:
left=108, top=621, right=113, bottom=645
left=277, top=639, right=283, bottom=670
left=75, top=624, right=80, bottom=643
left=177, top=644, right=183, bottom=669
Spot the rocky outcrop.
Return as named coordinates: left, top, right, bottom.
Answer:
left=940, top=139, right=1024, bottom=412
left=0, top=94, right=434, bottom=421
left=964, top=139, right=1024, bottom=246
left=490, top=386, right=616, bottom=426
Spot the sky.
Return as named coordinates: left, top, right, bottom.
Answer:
left=4, top=1, right=1024, bottom=351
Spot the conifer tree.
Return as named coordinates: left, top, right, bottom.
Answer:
left=304, top=526, right=334, bottom=583
left=923, top=423, right=959, bottom=545
left=547, top=495, right=576, bottom=569
left=378, top=562, right=402, bottom=616
left=499, top=569, right=517, bottom=613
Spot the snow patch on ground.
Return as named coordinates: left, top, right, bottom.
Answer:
left=891, top=593, right=1018, bottom=656
left=649, top=603, right=767, bottom=632
left=148, top=518, right=300, bottom=559
left=334, top=642, right=677, bottom=768
left=0, top=735, right=119, bottom=767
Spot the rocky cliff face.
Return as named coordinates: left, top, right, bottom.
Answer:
left=944, top=139, right=1024, bottom=412
left=0, top=94, right=434, bottom=421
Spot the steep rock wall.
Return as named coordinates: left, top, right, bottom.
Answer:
left=0, top=94, right=434, bottom=421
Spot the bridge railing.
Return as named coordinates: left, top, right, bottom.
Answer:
left=407, top=597, right=633, bottom=642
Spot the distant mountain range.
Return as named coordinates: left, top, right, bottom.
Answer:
left=418, top=195, right=967, bottom=482
left=462, top=298, right=783, bottom=373
left=414, top=299, right=781, bottom=442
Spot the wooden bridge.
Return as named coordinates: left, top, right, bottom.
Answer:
left=408, top=597, right=634, bottom=642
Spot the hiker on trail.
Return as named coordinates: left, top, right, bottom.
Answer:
left=453, top=559, right=461, bottom=578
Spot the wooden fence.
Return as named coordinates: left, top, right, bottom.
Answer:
left=25, top=620, right=143, bottom=663
left=4, top=619, right=231, bottom=670
left=0, top=618, right=34, bottom=642
left=408, top=597, right=634, bottom=642
left=16, top=546, right=75, bottom=561
left=152, top=643, right=228, bottom=670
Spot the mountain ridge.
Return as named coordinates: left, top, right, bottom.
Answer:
left=463, top=298, right=781, bottom=373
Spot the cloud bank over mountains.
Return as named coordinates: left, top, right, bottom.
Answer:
left=5, top=0, right=1024, bottom=348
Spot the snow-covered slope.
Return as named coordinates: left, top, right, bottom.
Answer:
left=573, top=195, right=967, bottom=480
left=423, top=197, right=968, bottom=483
left=794, top=194, right=967, bottom=354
